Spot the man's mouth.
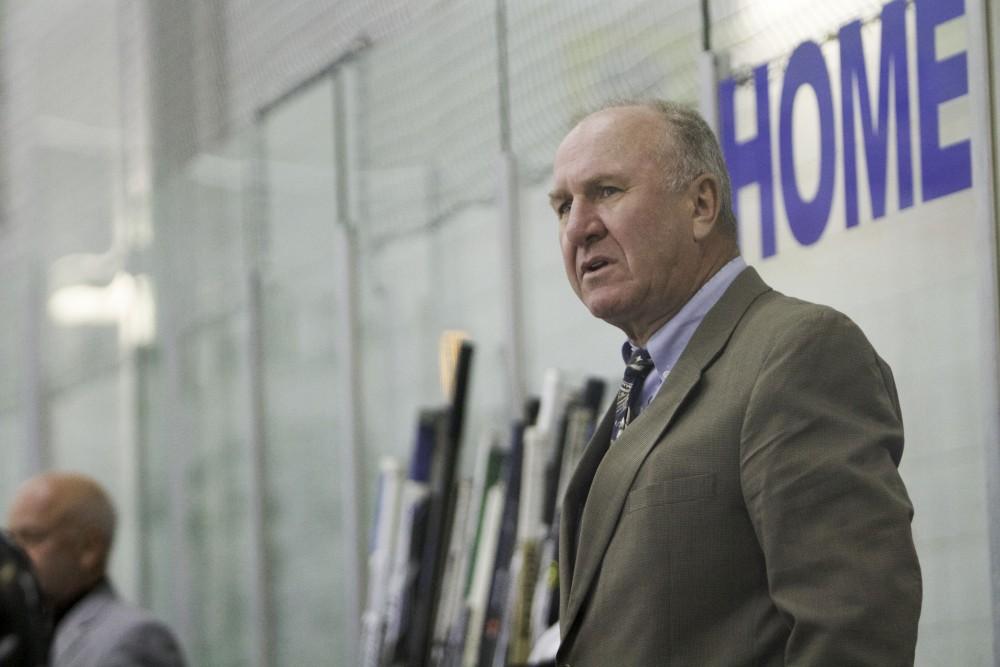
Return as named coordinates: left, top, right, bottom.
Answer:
left=582, top=258, right=610, bottom=275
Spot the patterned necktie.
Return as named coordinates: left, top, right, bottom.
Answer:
left=611, top=348, right=655, bottom=441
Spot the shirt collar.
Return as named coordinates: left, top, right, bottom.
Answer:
left=622, top=256, right=747, bottom=375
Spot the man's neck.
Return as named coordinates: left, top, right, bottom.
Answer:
left=54, top=576, right=107, bottom=628
left=627, top=248, right=741, bottom=347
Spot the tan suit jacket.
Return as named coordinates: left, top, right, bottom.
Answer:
left=558, top=267, right=921, bottom=666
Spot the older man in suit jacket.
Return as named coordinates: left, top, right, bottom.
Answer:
left=548, top=101, right=921, bottom=665
left=7, top=472, right=186, bottom=667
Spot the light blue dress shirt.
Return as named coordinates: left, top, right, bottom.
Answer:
left=623, top=256, right=747, bottom=415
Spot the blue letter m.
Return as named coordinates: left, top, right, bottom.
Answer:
left=839, top=0, right=913, bottom=228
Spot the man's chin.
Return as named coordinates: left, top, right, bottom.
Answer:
left=584, top=298, right=627, bottom=328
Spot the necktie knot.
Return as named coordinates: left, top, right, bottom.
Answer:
left=623, top=348, right=653, bottom=381
left=613, top=349, right=655, bottom=440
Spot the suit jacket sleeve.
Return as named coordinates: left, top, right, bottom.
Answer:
left=740, top=308, right=921, bottom=665
left=104, top=619, right=187, bottom=667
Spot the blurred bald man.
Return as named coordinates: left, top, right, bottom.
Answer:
left=7, top=472, right=186, bottom=667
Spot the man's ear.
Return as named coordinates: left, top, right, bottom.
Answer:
left=690, top=174, right=721, bottom=242
left=77, top=531, right=106, bottom=574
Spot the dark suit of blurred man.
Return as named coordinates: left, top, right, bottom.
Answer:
left=8, top=472, right=186, bottom=667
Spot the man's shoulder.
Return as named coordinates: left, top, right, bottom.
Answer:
left=687, top=267, right=876, bottom=368
left=744, top=284, right=863, bottom=339
left=717, top=266, right=849, bottom=329
left=62, top=583, right=155, bottom=629
left=95, top=593, right=167, bottom=631
left=56, top=585, right=184, bottom=666
left=92, top=595, right=180, bottom=649
left=722, top=281, right=885, bottom=368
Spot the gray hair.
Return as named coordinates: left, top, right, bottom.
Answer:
left=590, top=98, right=738, bottom=236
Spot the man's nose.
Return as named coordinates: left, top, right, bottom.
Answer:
left=564, top=199, right=606, bottom=246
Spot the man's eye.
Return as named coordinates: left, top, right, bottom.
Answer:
left=598, top=186, right=619, bottom=198
left=557, top=200, right=572, bottom=217
left=9, top=529, right=44, bottom=546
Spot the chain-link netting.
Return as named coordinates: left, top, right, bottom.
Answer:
left=351, top=0, right=889, bottom=245
left=713, top=0, right=890, bottom=74
left=1, top=0, right=894, bottom=248
left=357, top=0, right=705, bottom=244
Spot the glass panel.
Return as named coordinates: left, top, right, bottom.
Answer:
left=144, top=137, right=257, bottom=667
left=176, top=317, right=255, bottom=667
left=0, top=412, right=26, bottom=504
left=355, top=0, right=509, bottom=484
left=359, top=0, right=500, bottom=241
left=33, top=0, right=142, bottom=603
left=0, top=261, right=30, bottom=501
left=259, top=78, right=354, bottom=665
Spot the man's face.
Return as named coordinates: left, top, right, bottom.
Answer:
left=7, top=481, right=90, bottom=608
left=551, top=106, right=704, bottom=344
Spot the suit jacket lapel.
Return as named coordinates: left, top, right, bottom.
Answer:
left=559, top=267, right=771, bottom=641
left=560, top=361, right=701, bottom=638
left=560, top=404, right=615, bottom=623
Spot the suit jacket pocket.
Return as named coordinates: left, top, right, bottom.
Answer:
left=625, top=473, right=716, bottom=513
